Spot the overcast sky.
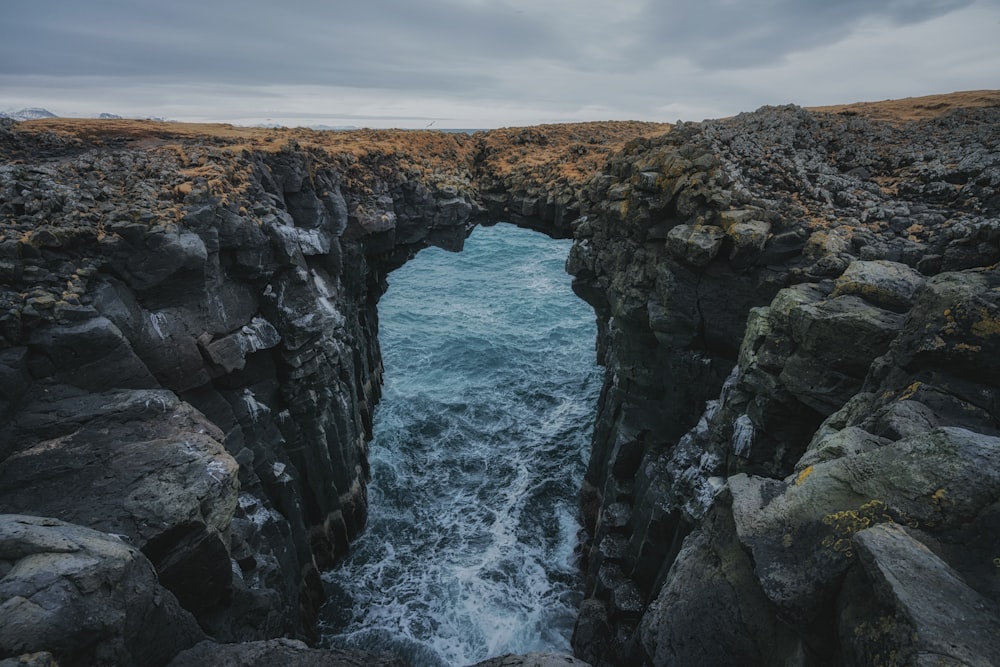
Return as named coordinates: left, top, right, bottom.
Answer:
left=2, top=0, right=998, bottom=128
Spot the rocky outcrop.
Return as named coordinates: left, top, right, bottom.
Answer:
left=0, top=122, right=489, bottom=653
left=0, top=514, right=204, bottom=667
left=0, top=389, right=238, bottom=617
left=846, top=521, right=1000, bottom=666
left=166, top=638, right=406, bottom=667
left=469, top=654, right=592, bottom=667
left=566, top=101, right=1000, bottom=665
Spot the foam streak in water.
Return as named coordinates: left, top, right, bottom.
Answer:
left=320, top=224, right=600, bottom=666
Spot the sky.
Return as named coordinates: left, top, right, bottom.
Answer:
left=1, top=0, right=998, bottom=128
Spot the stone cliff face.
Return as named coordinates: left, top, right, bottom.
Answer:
left=565, top=97, right=1000, bottom=666
left=0, top=118, right=665, bottom=665
left=0, top=121, right=491, bottom=663
left=0, top=92, right=999, bottom=667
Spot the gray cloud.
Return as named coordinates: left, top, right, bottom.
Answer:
left=1, top=0, right=998, bottom=126
left=0, top=0, right=565, bottom=91
left=628, top=0, right=978, bottom=69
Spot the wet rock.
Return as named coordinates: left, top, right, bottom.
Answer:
left=468, top=653, right=592, bottom=667
left=166, top=639, right=406, bottom=667
left=0, top=514, right=203, bottom=666
left=572, top=599, right=611, bottom=667
left=0, top=390, right=239, bottom=622
left=845, top=523, right=1000, bottom=666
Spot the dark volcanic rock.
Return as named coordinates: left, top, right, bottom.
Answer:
left=165, top=638, right=406, bottom=667
left=0, top=653, right=57, bottom=667
left=0, top=514, right=204, bottom=667
left=468, top=653, right=592, bottom=667
left=843, top=522, right=1000, bottom=667
left=0, top=389, right=239, bottom=618
left=637, top=495, right=787, bottom=666
left=565, top=100, right=1000, bottom=665
left=0, top=127, right=484, bottom=645
left=729, top=427, right=1000, bottom=623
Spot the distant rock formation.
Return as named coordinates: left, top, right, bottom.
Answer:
left=1, top=93, right=998, bottom=666
left=0, top=108, right=57, bottom=122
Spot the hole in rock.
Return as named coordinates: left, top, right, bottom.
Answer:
left=320, top=223, right=600, bottom=666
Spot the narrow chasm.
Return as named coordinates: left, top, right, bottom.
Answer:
left=320, top=223, right=601, bottom=666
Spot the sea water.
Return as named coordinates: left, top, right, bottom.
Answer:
left=320, top=223, right=600, bottom=666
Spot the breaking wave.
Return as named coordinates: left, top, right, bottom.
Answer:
left=320, top=223, right=599, bottom=666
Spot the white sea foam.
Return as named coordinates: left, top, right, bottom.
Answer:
left=321, top=224, right=598, bottom=666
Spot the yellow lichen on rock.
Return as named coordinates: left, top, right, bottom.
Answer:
left=897, top=382, right=922, bottom=401
left=795, top=465, right=815, bottom=486
left=822, top=500, right=895, bottom=557
left=970, top=307, right=1000, bottom=337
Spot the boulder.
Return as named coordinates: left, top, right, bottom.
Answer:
left=872, top=268, right=1000, bottom=389
left=844, top=523, right=1000, bottom=666
left=0, top=389, right=239, bottom=618
left=729, top=427, right=1000, bottom=622
left=831, top=260, right=926, bottom=313
left=798, top=425, right=890, bottom=469
left=726, top=220, right=771, bottom=266
left=468, top=653, right=592, bottom=667
left=25, top=316, right=157, bottom=393
left=165, top=639, right=406, bottom=667
left=200, top=316, right=281, bottom=374
left=665, top=224, right=726, bottom=267
left=638, top=499, right=782, bottom=666
left=0, top=514, right=204, bottom=667
left=103, top=224, right=208, bottom=292
left=778, top=294, right=905, bottom=415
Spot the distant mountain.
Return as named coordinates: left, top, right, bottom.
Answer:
left=0, top=108, right=172, bottom=122
left=0, top=107, right=58, bottom=121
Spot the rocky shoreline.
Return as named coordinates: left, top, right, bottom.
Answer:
left=1, top=91, right=998, bottom=666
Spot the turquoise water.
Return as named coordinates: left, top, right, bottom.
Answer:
left=320, top=223, right=600, bottom=666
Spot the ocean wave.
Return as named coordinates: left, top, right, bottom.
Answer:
left=321, top=224, right=599, bottom=667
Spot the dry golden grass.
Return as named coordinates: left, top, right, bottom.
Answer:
left=17, top=118, right=479, bottom=168
left=14, top=118, right=672, bottom=192
left=809, top=90, right=1000, bottom=123
left=478, top=121, right=672, bottom=184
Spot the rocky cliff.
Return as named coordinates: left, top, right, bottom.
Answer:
left=565, top=91, right=1000, bottom=666
left=0, top=117, right=663, bottom=665
left=0, top=91, right=998, bottom=667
